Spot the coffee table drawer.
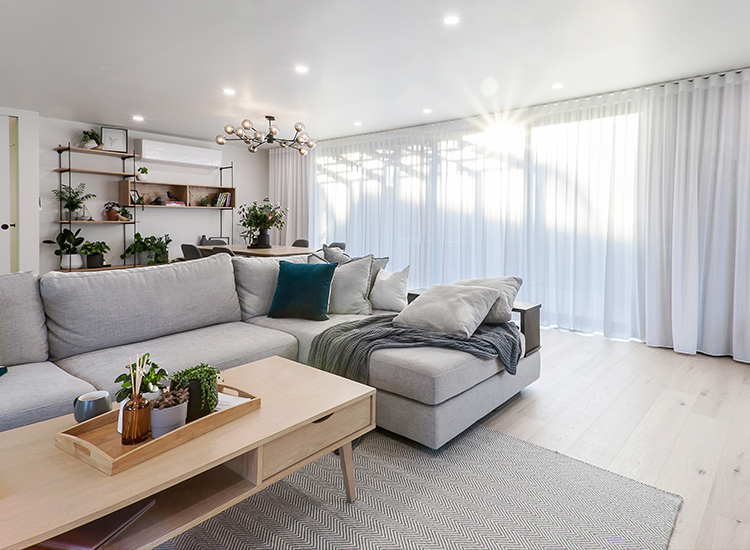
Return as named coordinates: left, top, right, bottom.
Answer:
left=262, top=397, right=372, bottom=479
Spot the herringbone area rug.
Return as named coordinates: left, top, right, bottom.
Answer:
left=158, top=425, right=682, bottom=550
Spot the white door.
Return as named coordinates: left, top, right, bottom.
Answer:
left=0, top=115, right=12, bottom=274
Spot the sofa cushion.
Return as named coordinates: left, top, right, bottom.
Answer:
left=321, top=245, right=389, bottom=290
left=454, top=276, right=522, bottom=324
left=393, top=284, right=500, bottom=337
left=310, top=254, right=373, bottom=315
left=268, top=262, right=336, bottom=321
left=232, top=255, right=308, bottom=320
left=368, top=330, right=526, bottom=406
left=0, top=362, right=96, bottom=431
left=0, top=272, right=49, bottom=366
left=370, top=266, right=410, bottom=312
left=54, top=321, right=297, bottom=398
left=249, top=314, right=372, bottom=364
left=41, top=254, right=242, bottom=360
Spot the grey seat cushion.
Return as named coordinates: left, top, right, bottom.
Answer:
left=41, top=254, right=242, bottom=360
left=248, top=314, right=373, bottom=364
left=54, top=321, right=297, bottom=398
left=0, top=362, right=96, bottom=431
left=0, top=272, right=48, bottom=365
left=368, top=331, right=526, bottom=406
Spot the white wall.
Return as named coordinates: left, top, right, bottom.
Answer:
left=39, top=118, right=268, bottom=273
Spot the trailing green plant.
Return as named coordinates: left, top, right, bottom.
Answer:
left=81, top=129, right=101, bottom=145
left=52, top=183, right=96, bottom=213
left=80, top=240, right=110, bottom=255
left=150, top=387, right=189, bottom=410
left=171, top=363, right=223, bottom=411
left=54, top=228, right=84, bottom=256
left=137, top=166, right=149, bottom=174
left=114, top=353, right=168, bottom=402
left=103, top=201, right=120, bottom=212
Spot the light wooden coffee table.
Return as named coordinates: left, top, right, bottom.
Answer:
left=0, top=356, right=376, bottom=550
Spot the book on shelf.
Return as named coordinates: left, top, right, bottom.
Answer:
left=165, top=201, right=186, bottom=206
left=215, top=191, right=232, bottom=207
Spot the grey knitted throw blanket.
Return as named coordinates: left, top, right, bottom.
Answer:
left=308, top=314, right=523, bottom=384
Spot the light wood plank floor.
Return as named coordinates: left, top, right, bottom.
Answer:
left=481, top=328, right=750, bottom=550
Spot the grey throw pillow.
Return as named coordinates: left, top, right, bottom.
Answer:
left=454, top=276, right=522, bottom=323
left=322, top=244, right=389, bottom=289
left=310, top=254, right=374, bottom=314
left=392, top=284, right=500, bottom=337
left=233, top=255, right=308, bottom=319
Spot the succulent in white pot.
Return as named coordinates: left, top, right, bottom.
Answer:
left=150, top=387, right=190, bottom=438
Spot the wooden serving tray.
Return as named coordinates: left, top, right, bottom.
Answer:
left=55, top=384, right=260, bottom=475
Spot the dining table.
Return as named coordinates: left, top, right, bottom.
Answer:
left=196, top=244, right=318, bottom=257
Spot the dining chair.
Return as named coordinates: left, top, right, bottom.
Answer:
left=292, top=239, right=309, bottom=247
left=212, top=246, right=236, bottom=256
left=181, top=243, right=203, bottom=260
left=329, top=241, right=346, bottom=251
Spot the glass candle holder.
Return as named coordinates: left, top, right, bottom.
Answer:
left=121, top=393, right=150, bottom=445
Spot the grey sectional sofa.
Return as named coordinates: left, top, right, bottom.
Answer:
left=0, top=254, right=541, bottom=449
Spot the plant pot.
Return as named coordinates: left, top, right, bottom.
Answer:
left=60, top=254, right=84, bottom=270
left=173, top=379, right=216, bottom=423
left=86, top=253, right=104, bottom=269
left=135, top=251, right=151, bottom=265
left=62, top=211, right=79, bottom=221
left=82, top=139, right=98, bottom=150
left=106, top=210, right=119, bottom=221
left=136, top=174, right=148, bottom=181
left=249, top=228, right=272, bottom=249
left=150, top=401, right=188, bottom=438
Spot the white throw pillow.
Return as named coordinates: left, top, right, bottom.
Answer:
left=232, top=255, right=308, bottom=319
left=311, top=254, right=374, bottom=314
left=392, top=284, right=500, bottom=337
left=453, top=276, right=522, bottom=323
left=369, top=266, right=410, bottom=312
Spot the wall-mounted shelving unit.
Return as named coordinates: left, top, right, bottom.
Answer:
left=54, top=144, right=141, bottom=272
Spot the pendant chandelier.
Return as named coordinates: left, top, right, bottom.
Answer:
left=215, top=115, right=316, bottom=155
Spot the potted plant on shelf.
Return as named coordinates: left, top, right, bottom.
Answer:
left=136, top=166, right=149, bottom=181
left=120, top=232, right=150, bottom=265
left=80, top=240, right=110, bottom=269
left=103, top=201, right=120, bottom=221
left=118, top=207, right=132, bottom=221
left=237, top=197, right=288, bottom=248
left=144, top=233, right=172, bottom=264
left=149, top=387, right=189, bottom=438
left=171, top=363, right=222, bottom=422
left=54, top=228, right=85, bottom=269
left=52, top=183, right=96, bottom=221
left=81, top=129, right=102, bottom=150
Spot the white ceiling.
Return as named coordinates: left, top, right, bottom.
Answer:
left=2, top=0, right=749, bottom=143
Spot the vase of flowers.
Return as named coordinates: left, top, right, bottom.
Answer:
left=237, top=198, right=287, bottom=248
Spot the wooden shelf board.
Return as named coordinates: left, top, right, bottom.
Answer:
left=55, top=146, right=135, bottom=159
left=54, top=167, right=135, bottom=177
left=130, top=204, right=232, bottom=210
left=55, top=220, right=138, bottom=224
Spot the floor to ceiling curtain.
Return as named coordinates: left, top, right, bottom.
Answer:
left=268, top=148, right=314, bottom=245
left=271, top=68, right=750, bottom=362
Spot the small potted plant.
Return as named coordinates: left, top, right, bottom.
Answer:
left=144, top=233, right=172, bottom=264
left=114, top=353, right=168, bottom=435
left=118, top=207, right=132, bottom=221
left=120, top=232, right=150, bottom=265
left=54, top=228, right=85, bottom=269
left=237, top=197, right=288, bottom=248
left=81, top=129, right=101, bottom=149
left=171, top=363, right=222, bottom=422
left=103, top=201, right=120, bottom=221
left=80, top=240, right=110, bottom=269
left=150, top=387, right=189, bottom=438
left=52, top=183, right=96, bottom=221
left=136, top=166, right=149, bottom=181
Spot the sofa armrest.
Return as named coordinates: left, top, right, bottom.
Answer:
left=513, top=301, right=541, bottom=356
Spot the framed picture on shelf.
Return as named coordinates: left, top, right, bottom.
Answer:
left=130, top=189, right=141, bottom=205
left=101, top=127, right=128, bottom=153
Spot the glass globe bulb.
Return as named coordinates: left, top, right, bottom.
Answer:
left=254, top=131, right=263, bottom=140
left=294, top=122, right=305, bottom=132
left=306, top=139, right=316, bottom=149
left=215, top=135, right=226, bottom=145
left=280, top=142, right=288, bottom=148
left=248, top=145, right=256, bottom=153
left=299, top=147, right=308, bottom=156
left=242, top=119, right=253, bottom=129
left=224, top=124, right=235, bottom=135
left=296, top=132, right=309, bottom=144
left=235, top=127, right=244, bottom=137
left=269, top=124, right=280, bottom=135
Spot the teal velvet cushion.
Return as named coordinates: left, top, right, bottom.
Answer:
left=0, top=366, right=6, bottom=378
left=268, top=261, right=337, bottom=320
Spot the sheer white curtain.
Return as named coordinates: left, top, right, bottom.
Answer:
left=268, top=148, right=314, bottom=245
left=301, top=69, right=750, bottom=362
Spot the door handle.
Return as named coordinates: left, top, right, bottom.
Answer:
left=0, top=223, right=15, bottom=230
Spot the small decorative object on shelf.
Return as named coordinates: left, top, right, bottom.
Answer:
left=150, top=387, right=189, bottom=438
left=120, top=354, right=153, bottom=445
left=237, top=197, right=287, bottom=248
left=81, top=129, right=102, bottom=150
left=118, top=207, right=132, bottom=221
left=136, top=166, right=149, bottom=181
left=52, top=182, right=96, bottom=221
left=54, top=228, right=85, bottom=269
left=171, top=363, right=222, bottom=422
left=80, top=240, right=111, bottom=269
left=103, top=201, right=120, bottom=221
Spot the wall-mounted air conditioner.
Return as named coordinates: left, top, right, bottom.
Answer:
left=135, top=139, right=223, bottom=168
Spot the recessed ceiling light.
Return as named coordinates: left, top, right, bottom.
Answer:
left=443, top=15, right=460, bottom=25
left=551, top=83, right=564, bottom=90
left=295, top=65, right=309, bottom=74
left=223, top=88, right=236, bottom=96
left=354, top=121, right=363, bottom=127
left=132, top=115, right=144, bottom=122
left=423, top=108, right=433, bottom=114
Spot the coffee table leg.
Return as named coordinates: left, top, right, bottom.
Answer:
left=339, top=441, right=356, bottom=502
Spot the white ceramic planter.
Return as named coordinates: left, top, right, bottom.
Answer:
left=60, top=254, right=84, bottom=270
left=150, top=401, right=188, bottom=438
